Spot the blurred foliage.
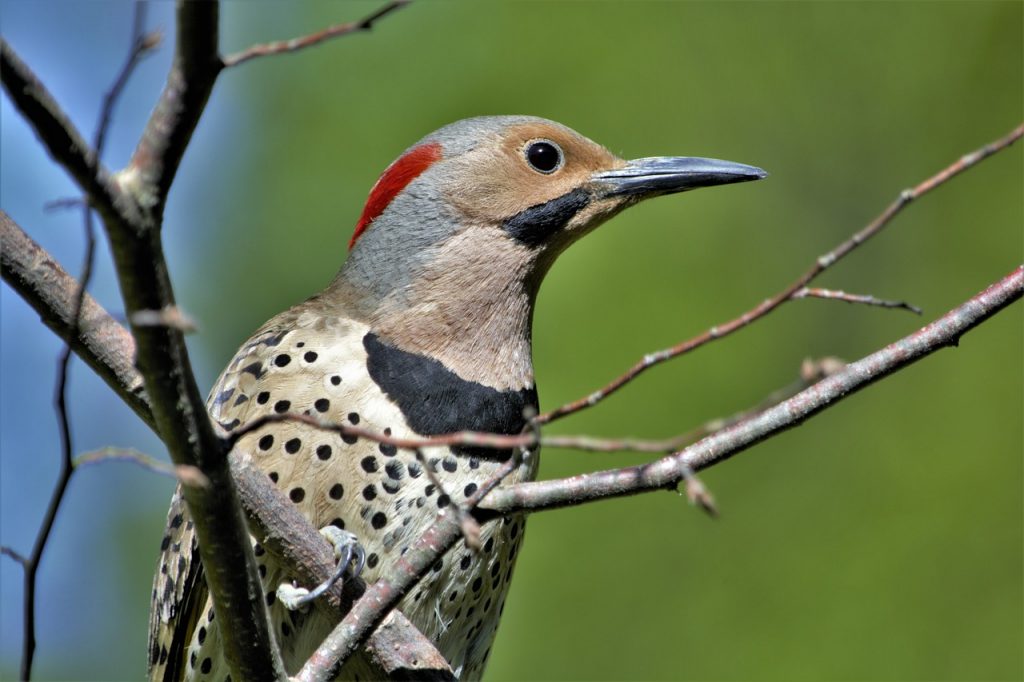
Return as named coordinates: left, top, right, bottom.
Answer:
left=2, top=1, right=1021, bottom=680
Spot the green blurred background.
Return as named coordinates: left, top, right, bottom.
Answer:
left=1, top=1, right=1021, bottom=680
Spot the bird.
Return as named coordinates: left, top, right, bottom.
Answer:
left=147, top=115, right=765, bottom=681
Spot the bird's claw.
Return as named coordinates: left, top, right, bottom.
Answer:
left=276, top=583, right=311, bottom=611
left=276, top=527, right=364, bottom=610
left=322, top=526, right=366, bottom=579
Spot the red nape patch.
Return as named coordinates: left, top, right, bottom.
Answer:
left=349, top=142, right=443, bottom=249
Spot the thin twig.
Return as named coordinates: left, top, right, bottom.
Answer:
left=73, top=446, right=178, bottom=479
left=17, top=7, right=154, bottom=678
left=75, top=445, right=206, bottom=488
left=231, top=356, right=844, bottom=460
left=680, top=468, right=717, bottom=517
left=130, top=305, right=199, bottom=332
left=0, top=42, right=110, bottom=220
left=487, top=267, right=1023, bottom=516
left=1, top=546, right=29, bottom=567
left=414, top=448, right=482, bottom=551
left=43, top=197, right=86, bottom=212
left=18, top=216, right=93, bottom=680
left=226, top=410, right=706, bottom=457
left=537, top=122, right=1024, bottom=426
left=221, top=0, right=410, bottom=68
left=94, top=7, right=160, bottom=157
left=225, top=411, right=532, bottom=452
left=793, top=287, right=922, bottom=314
left=599, top=356, right=848, bottom=454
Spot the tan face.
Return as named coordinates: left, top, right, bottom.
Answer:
left=337, top=115, right=765, bottom=390
left=443, top=121, right=628, bottom=230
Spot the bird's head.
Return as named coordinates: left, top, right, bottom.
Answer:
left=341, top=115, right=764, bottom=303
left=333, top=115, right=764, bottom=389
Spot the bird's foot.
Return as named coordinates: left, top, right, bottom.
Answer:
left=277, top=527, right=365, bottom=610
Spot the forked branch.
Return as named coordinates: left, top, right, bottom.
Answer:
left=221, top=1, right=410, bottom=68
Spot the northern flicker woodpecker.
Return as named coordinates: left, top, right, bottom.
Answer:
left=148, top=115, right=765, bottom=680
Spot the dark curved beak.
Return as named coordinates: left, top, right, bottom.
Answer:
left=593, top=156, right=767, bottom=199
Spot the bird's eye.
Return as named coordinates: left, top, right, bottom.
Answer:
left=524, top=140, right=563, bottom=174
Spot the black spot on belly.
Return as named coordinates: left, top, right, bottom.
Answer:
left=241, top=362, right=265, bottom=379
left=213, top=388, right=234, bottom=406
left=363, top=333, right=538, bottom=459
left=257, top=331, right=286, bottom=348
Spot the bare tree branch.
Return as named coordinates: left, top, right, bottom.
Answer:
left=74, top=446, right=177, bottom=478
left=0, top=41, right=113, bottom=218
left=487, top=267, right=1023, bottom=515
left=793, top=287, right=922, bottom=314
left=0, top=212, right=153, bottom=428
left=1, top=545, right=29, bottom=568
left=295, top=266, right=1021, bottom=677
left=2, top=7, right=284, bottom=679
left=122, top=2, right=221, bottom=218
left=537, top=122, right=1024, bottom=425
left=4, top=7, right=156, bottom=676
left=1, top=209, right=452, bottom=677
left=221, top=0, right=411, bottom=68
left=231, top=457, right=455, bottom=680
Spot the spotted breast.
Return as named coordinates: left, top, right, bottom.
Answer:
left=148, top=300, right=536, bottom=681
